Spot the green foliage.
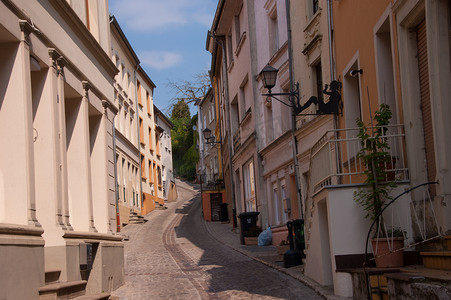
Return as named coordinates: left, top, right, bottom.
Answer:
left=170, top=100, right=191, bottom=120
left=375, top=227, right=406, bottom=238
left=354, top=104, right=396, bottom=221
left=170, top=100, right=198, bottom=181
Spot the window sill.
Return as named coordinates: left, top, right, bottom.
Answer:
left=304, top=8, right=322, bottom=34
left=240, top=107, right=252, bottom=126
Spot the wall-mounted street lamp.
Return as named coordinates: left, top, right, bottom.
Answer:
left=202, top=128, right=222, bottom=145
left=260, top=65, right=304, bottom=115
left=260, top=64, right=341, bottom=115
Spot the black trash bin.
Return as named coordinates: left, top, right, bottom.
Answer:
left=238, top=212, right=260, bottom=245
left=284, top=220, right=303, bottom=268
left=219, top=203, right=228, bottom=221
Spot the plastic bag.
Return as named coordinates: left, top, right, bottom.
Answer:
left=258, top=226, right=272, bottom=246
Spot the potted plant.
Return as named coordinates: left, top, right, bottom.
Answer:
left=354, top=104, right=404, bottom=267
left=244, top=225, right=262, bottom=245
left=371, top=227, right=406, bottom=267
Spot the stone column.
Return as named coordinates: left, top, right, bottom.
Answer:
left=51, top=49, right=74, bottom=231
left=19, top=21, right=40, bottom=227
left=82, top=81, right=97, bottom=233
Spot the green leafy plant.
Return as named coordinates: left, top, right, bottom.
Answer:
left=354, top=104, right=396, bottom=225
left=375, top=227, right=406, bottom=238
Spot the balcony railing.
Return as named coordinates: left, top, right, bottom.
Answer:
left=310, top=124, right=409, bottom=194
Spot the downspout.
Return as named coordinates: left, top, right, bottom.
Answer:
left=112, top=114, right=120, bottom=232
left=327, top=0, right=335, bottom=81
left=285, top=0, right=303, bottom=219
left=327, top=0, right=341, bottom=179
left=134, top=67, right=143, bottom=211
left=215, top=35, right=238, bottom=227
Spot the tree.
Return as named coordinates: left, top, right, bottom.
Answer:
left=168, top=73, right=210, bottom=181
left=166, top=72, right=211, bottom=106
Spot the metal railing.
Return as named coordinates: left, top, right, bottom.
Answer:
left=310, top=124, right=409, bottom=193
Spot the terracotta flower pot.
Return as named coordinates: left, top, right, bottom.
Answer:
left=371, top=237, right=404, bottom=267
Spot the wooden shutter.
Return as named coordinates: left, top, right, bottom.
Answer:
left=416, top=19, right=437, bottom=196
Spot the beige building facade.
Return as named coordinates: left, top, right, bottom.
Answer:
left=0, top=0, right=124, bottom=298
left=137, top=67, right=164, bottom=214
left=110, top=16, right=142, bottom=229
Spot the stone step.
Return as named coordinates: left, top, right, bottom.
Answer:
left=420, top=251, right=451, bottom=270
left=39, top=280, right=87, bottom=300
left=72, top=292, right=110, bottom=300
left=45, top=269, right=61, bottom=284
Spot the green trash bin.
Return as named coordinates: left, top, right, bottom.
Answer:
left=292, top=219, right=305, bottom=256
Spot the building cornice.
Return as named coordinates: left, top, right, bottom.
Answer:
left=2, top=0, right=118, bottom=109
left=110, top=15, right=140, bottom=66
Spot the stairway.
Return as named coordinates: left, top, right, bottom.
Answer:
left=383, top=235, right=451, bottom=299
left=39, top=270, right=111, bottom=300
left=129, top=210, right=147, bottom=224
left=420, top=235, right=451, bottom=270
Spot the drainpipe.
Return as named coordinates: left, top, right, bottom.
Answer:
left=327, top=0, right=341, bottom=179
left=112, top=114, right=120, bottom=232
left=212, top=34, right=238, bottom=227
left=327, top=0, right=335, bottom=81
left=285, top=0, right=303, bottom=219
left=134, top=67, right=143, bottom=211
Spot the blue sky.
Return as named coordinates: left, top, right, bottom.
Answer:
left=109, top=0, right=217, bottom=116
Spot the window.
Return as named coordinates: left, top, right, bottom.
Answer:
left=234, top=14, right=241, bottom=45
left=243, top=160, right=256, bottom=212
left=314, top=62, right=323, bottom=103
left=269, top=10, right=279, bottom=56
left=148, top=127, right=153, bottom=151
left=239, top=76, right=250, bottom=121
left=281, top=182, right=288, bottom=223
left=139, top=117, right=144, bottom=145
left=157, top=166, right=162, bottom=186
left=146, top=91, right=151, bottom=115
left=141, top=154, right=146, bottom=179
left=148, top=160, right=152, bottom=182
left=273, top=184, right=279, bottom=225
left=227, top=34, right=234, bottom=66
left=230, top=96, right=239, bottom=134
left=155, top=131, right=160, bottom=156
left=137, top=80, right=142, bottom=107
left=313, top=0, right=319, bottom=15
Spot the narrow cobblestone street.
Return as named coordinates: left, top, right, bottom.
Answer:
left=111, top=181, right=323, bottom=299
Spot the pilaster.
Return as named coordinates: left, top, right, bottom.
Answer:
left=19, top=20, right=40, bottom=227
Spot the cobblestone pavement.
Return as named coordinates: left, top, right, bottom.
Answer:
left=111, top=180, right=324, bottom=300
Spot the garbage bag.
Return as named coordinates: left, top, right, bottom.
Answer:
left=258, top=226, right=272, bottom=246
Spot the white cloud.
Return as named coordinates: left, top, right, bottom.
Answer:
left=110, top=0, right=215, bottom=32
left=139, top=51, right=182, bottom=70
